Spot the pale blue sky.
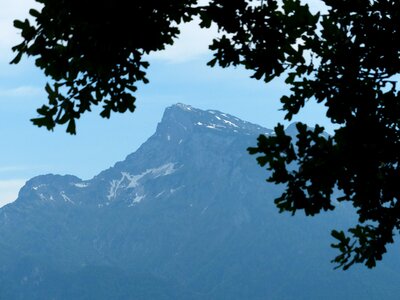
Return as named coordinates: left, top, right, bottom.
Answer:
left=0, top=0, right=331, bottom=205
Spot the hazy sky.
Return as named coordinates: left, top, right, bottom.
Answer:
left=0, top=0, right=330, bottom=206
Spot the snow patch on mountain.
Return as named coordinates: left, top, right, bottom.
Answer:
left=176, top=103, right=192, bottom=111
left=194, top=116, right=240, bottom=130
left=74, top=182, right=89, bottom=188
left=128, top=194, right=146, bottom=207
left=169, top=185, right=185, bottom=194
left=156, top=191, right=165, bottom=198
left=107, top=177, right=126, bottom=200
left=222, top=119, right=238, bottom=128
left=107, top=163, right=178, bottom=200
left=60, top=191, right=74, bottom=204
left=32, top=184, right=47, bottom=191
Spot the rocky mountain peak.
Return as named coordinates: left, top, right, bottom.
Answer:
left=156, top=103, right=272, bottom=139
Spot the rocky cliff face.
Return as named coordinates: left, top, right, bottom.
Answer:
left=0, top=104, right=399, bottom=299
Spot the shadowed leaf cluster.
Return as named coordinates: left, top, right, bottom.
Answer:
left=12, top=0, right=196, bottom=134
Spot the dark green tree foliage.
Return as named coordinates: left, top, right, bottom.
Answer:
left=12, top=0, right=196, bottom=133
left=237, top=0, right=400, bottom=270
left=12, top=0, right=400, bottom=269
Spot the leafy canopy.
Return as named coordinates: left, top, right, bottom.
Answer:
left=12, top=0, right=196, bottom=133
left=12, top=0, right=400, bottom=270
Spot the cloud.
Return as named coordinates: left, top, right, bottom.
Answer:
left=150, top=0, right=327, bottom=64
left=0, top=179, right=25, bottom=207
left=0, top=165, right=39, bottom=173
left=150, top=18, right=218, bottom=64
left=0, top=85, right=42, bottom=98
left=303, top=0, right=328, bottom=13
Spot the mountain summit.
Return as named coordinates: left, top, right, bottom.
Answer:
left=0, top=104, right=399, bottom=299
left=158, top=103, right=272, bottom=137
left=15, top=103, right=270, bottom=209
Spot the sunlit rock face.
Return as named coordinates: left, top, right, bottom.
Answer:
left=0, top=104, right=399, bottom=300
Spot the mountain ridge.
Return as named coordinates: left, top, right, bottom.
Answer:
left=1, top=103, right=399, bottom=299
left=13, top=103, right=271, bottom=209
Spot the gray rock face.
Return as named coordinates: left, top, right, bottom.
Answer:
left=0, top=103, right=399, bottom=299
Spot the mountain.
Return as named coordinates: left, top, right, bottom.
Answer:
left=1, top=103, right=399, bottom=299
